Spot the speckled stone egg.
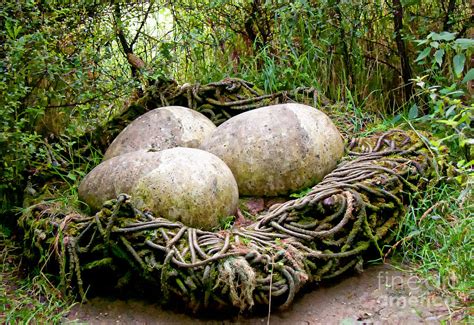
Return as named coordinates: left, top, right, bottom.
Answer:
left=131, top=147, right=239, bottom=230
left=78, top=150, right=165, bottom=211
left=103, top=106, right=216, bottom=160
left=200, top=103, right=344, bottom=196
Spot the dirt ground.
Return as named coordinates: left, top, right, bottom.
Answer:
left=65, top=263, right=463, bottom=324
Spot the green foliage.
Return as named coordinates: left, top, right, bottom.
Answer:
left=414, top=31, right=474, bottom=85
left=393, top=182, right=473, bottom=305
left=167, top=0, right=470, bottom=112
left=289, top=187, right=312, bottom=199
left=218, top=215, right=236, bottom=230
left=1, top=230, right=75, bottom=323
left=0, top=2, right=132, bottom=214
left=390, top=30, right=473, bottom=315
left=413, top=78, right=473, bottom=163
left=409, top=31, right=473, bottom=172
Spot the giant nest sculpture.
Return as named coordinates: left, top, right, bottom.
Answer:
left=19, top=78, right=441, bottom=313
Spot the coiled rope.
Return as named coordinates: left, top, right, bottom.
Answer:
left=20, top=130, right=438, bottom=313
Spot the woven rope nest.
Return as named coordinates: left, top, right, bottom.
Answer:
left=20, top=128, right=439, bottom=313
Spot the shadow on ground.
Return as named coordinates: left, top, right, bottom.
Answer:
left=66, top=264, right=461, bottom=324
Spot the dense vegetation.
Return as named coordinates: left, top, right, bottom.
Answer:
left=1, top=0, right=472, bottom=322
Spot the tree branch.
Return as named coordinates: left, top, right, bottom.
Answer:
left=45, top=87, right=120, bottom=109
left=130, top=1, right=154, bottom=49
left=114, top=3, right=137, bottom=78
left=363, top=55, right=401, bottom=75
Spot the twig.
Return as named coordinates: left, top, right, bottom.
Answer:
left=418, top=202, right=441, bottom=226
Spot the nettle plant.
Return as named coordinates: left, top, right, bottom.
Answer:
left=411, top=32, right=473, bottom=182
left=414, top=31, right=473, bottom=84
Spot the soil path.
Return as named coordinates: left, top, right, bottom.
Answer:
left=66, top=264, right=455, bottom=324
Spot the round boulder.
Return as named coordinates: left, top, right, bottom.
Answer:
left=78, top=150, right=165, bottom=211
left=200, top=103, right=344, bottom=196
left=131, top=148, right=239, bottom=230
left=103, top=106, right=216, bottom=160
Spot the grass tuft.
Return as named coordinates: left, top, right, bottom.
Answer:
left=391, top=179, right=473, bottom=315
left=0, top=229, right=75, bottom=324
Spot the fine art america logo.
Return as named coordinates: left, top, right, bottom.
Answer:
left=376, top=271, right=456, bottom=309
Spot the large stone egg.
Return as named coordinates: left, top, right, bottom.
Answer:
left=78, top=150, right=165, bottom=211
left=103, top=106, right=216, bottom=160
left=131, top=148, right=239, bottom=230
left=200, top=103, right=344, bottom=196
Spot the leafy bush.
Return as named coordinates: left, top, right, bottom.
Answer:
left=409, top=31, right=473, bottom=179
left=0, top=3, right=132, bottom=214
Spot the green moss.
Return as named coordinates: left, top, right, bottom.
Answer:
left=82, top=257, right=114, bottom=270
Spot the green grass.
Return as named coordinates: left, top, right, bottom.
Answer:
left=0, top=228, right=75, bottom=324
left=390, top=179, right=473, bottom=318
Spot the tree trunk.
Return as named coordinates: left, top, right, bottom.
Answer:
left=442, top=0, right=457, bottom=31
left=113, top=3, right=147, bottom=79
left=392, top=0, right=413, bottom=103
left=334, top=1, right=354, bottom=89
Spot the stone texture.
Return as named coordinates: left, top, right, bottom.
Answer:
left=131, top=147, right=239, bottom=230
left=78, top=150, right=165, bottom=212
left=200, top=103, right=344, bottom=196
left=104, top=106, right=216, bottom=160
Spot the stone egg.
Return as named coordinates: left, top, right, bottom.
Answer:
left=103, top=106, right=216, bottom=160
left=131, top=147, right=239, bottom=230
left=200, top=103, right=344, bottom=196
left=78, top=150, right=165, bottom=211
